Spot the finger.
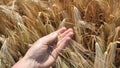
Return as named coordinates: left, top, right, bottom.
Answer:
left=58, top=28, right=73, bottom=40
left=40, top=27, right=67, bottom=45
left=51, top=31, right=74, bottom=58
left=41, top=36, right=71, bottom=67
left=56, top=31, right=74, bottom=50
left=40, top=31, right=74, bottom=67
left=56, top=27, right=67, bottom=34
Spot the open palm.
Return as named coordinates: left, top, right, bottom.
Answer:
left=23, top=27, right=74, bottom=68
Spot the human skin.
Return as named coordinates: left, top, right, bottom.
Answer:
left=12, top=27, right=74, bottom=68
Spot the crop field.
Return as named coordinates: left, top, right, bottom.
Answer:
left=0, top=0, right=120, bottom=68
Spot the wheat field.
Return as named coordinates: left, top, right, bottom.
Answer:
left=0, top=0, right=120, bottom=68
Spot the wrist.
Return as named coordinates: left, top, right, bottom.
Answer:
left=12, top=56, right=39, bottom=68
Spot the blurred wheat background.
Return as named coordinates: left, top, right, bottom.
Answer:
left=0, top=0, right=120, bottom=68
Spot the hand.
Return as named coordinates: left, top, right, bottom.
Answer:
left=12, top=27, right=74, bottom=68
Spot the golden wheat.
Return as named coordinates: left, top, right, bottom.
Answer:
left=0, top=0, right=120, bottom=68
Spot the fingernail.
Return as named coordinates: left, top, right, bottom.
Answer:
left=68, top=28, right=73, bottom=31
left=62, top=27, right=67, bottom=30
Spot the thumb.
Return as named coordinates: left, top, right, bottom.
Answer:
left=38, top=27, right=67, bottom=45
